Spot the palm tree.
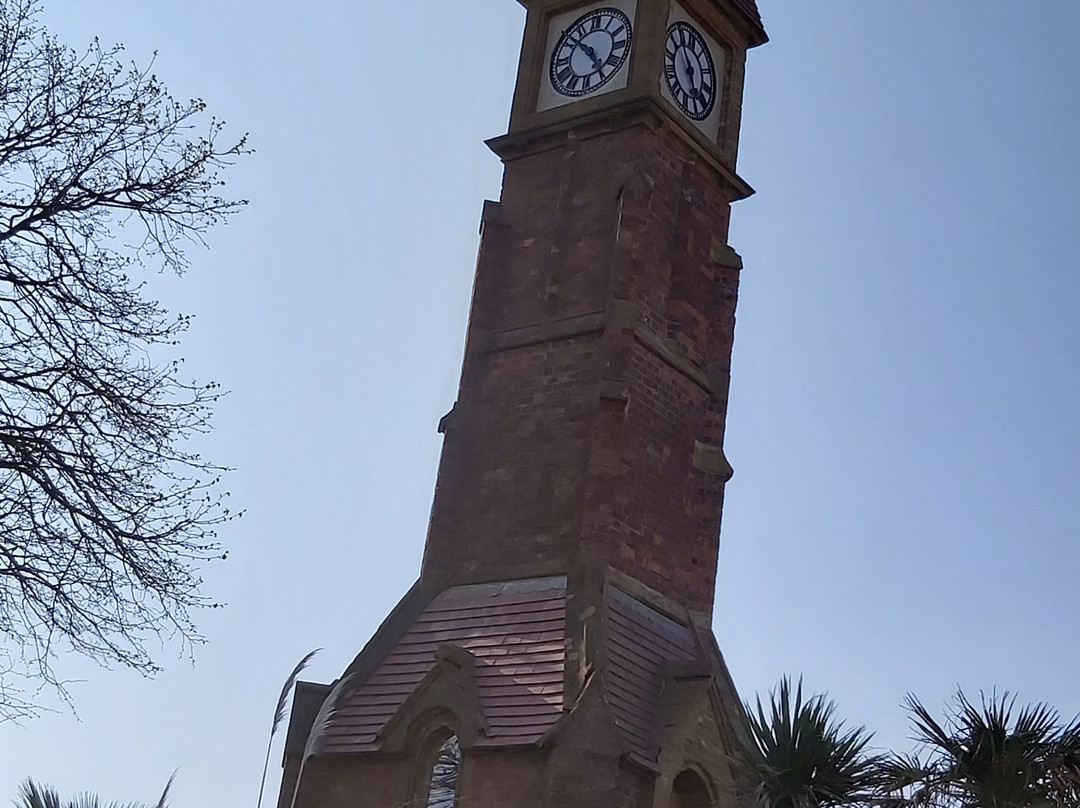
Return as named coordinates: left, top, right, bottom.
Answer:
left=15, top=776, right=172, bottom=808
left=736, top=676, right=883, bottom=808
left=881, top=690, right=1080, bottom=808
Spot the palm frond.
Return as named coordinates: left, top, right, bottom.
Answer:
left=878, top=752, right=950, bottom=808
left=894, top=688, right=1080, bottom=808
left=737, top=676, right=882, bottom=808
left=150, top=771, right=174, bottom=808
left=15, top=778, right=173, bottom=808
left=16, top=780, right=63, bottom=808
left=67, top=795, right=106, bottom=808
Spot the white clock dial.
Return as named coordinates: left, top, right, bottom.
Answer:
left=663, top=21, right=717, bottom=121
left=549, top=7, right=633, bottom=98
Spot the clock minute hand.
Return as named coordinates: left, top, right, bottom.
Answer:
left=682, top=53, right=696, bottom=86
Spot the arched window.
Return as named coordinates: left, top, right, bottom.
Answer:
left=424, top=734, right=461, bottom=808
left=672, top=768, right=712, bottom=808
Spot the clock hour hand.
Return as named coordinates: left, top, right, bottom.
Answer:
left=580, top=41, right=602, bottom=72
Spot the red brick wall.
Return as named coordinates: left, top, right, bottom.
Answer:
left=290, top=746, right=653, bottom=808
left=422, top=121, right=740, bottom=614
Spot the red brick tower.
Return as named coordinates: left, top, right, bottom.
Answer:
left=280, top=2, right=766, bottom=806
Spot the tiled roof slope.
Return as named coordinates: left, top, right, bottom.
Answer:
left=322, top=577, right=567, bottom=753
left=604, top=587, right=702, bottom=761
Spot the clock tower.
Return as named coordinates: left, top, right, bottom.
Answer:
left=279, top=2, right=767, bottom=807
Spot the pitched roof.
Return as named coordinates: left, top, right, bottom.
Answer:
left=720, top=0, right=767, bottom=46
left=314, top=576, right=719, bottom=763
left=603, top=586, right=703, bottom=761
left=731, top=0, right=763, bottom=28
left=322, top=577, right=567, bottom=753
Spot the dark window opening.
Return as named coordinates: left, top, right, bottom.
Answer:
left=672, top=768, right=711, bottom=808
left=425, top=734, right=461, bottom=808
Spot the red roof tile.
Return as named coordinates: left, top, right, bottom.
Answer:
left=322, top=577, right=567, bottom=753
left=603, top=587, right=702, bottom=760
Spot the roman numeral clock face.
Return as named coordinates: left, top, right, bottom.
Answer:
left=549, top=8, right=632, bottom=97
left=663, top=21, right=716, bottom=121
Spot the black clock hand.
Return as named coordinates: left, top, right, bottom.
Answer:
left=581, top=42, right=602, bottom=72
left=682, top=53, right=696, bottom=86
left=682, top=53, right=701, bottom=98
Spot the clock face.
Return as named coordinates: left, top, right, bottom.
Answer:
left=663, top=21, right=717, bottom=121
left=549, top=8, right=633, bottom=98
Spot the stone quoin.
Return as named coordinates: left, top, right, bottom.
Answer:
left=278, top=1, right=767, bottom=806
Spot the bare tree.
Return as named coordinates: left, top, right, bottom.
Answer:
left=0, top=0, right=247, bottom=719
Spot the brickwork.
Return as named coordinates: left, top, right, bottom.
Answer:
left=423, top=332, right=601, bottom=582
left=424, top=122, right=740, bottom=614
left=289, top=743, right=653, bottom=808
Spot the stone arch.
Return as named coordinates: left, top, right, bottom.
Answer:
left=671, top=767, right=713, bottom=808
left=416, top=729, right=461, bottom=808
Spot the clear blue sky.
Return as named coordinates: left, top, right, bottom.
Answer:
left=3, top=1, right=1080, bottom=805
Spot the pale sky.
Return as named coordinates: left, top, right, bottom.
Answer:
left=2, top=2, right=1080, bottom=806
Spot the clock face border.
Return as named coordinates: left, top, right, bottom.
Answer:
left=536, top=0, right=639, bottom=114
left=659, top=3, right=727, bottom=142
